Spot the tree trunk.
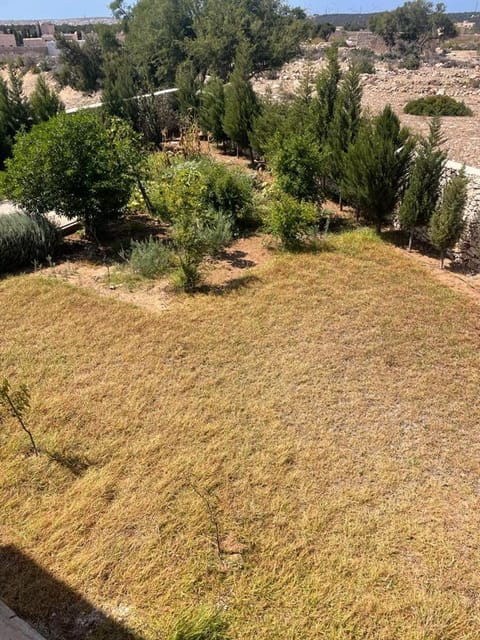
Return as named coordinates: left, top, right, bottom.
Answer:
left=408, top=228, right=414, bottom=251
left=137, top=177, right=155, bottom=218
left=440, top=250, right=445, bottom=269
left=339, top=192, right=343, bottom=212
left=376, top=221, right=382, bottom=234
left=248, top=146, right=254, bottom=167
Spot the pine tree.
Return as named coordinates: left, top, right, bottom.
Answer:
left=29, top=75, right=64, bottom=124
left=7, top=66, right=30, bottom=134
left=102, top=51, right=138, bottom=122
left=429, top=171, right=468, bottom=268
left=199, top=75, right=227, bottom=145
left=222, top=42, right=259, bottom=161
left=342, top=105, right=413, bottom=232
left=326, top=63, right=362, bottom=196
left=398, top=116, right=446, bottom=250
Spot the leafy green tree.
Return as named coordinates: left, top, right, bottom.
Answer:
left=188, top=0, right=306, bottom=80
left=223, top=43, right=259, bottom=161
left=269, top=133, right=323, bottom=202
left=429, top=171, right=468, bottom=268
left=5, top=112, right=140, bottom=238
left=250, top=89, right=291, bottom=156
left=29, top=75, right=64, bottom=123
left=369, top=0, right=456, bottom=49
left=342, top=105, right=413, bottom=232
left=102, top=50, right=138, bottom=121
left=398, top=117, right=446, bottom=250
left=123, top=0, right=195, bottom=86
left=199, top=76, right=227, bottom=145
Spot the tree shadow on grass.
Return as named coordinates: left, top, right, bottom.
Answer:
left=198, top=273, right=261, bottom=296
left=46, top=450, right=93, bottom=477
left=0, top=545, right=144, bottom=640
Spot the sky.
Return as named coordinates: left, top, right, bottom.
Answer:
left=0, top=0, right=478, bottom=21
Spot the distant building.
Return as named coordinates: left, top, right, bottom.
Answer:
left=40, top=22, right=55, bottom=36
left=0, top=33, right=17, bottom=50
left=22, top=37, right=47, bottom=52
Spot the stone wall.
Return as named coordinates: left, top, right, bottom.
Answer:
left=413, top=160, right=480, bottom=272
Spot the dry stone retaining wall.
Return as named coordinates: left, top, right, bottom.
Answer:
left=413, top=160, right=480, bottom=271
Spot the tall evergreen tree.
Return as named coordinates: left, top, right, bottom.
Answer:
left=429, top=171, right=468, bottom=268
left=326, top=63, right=362, bottom=195
left=314, top=44, right=341, bottom=144
left=29, top=75, right=64, bottom=124
left=199, top=76, right=227, bottom=145
left=175, top=59, right=201, bottom=117
left=398, top=117, right=446, bottom=250
left=342, top=105, right=413, bottom=232
left=223, top=43, right=259, bottom=161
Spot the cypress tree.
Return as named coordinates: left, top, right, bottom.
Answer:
left=429, top=171, right=468, bottom=268
left=326, top=63, right=362, bottom=197
left=398, top=116, right=446, bottom=250
left=342, top=105, right=413, bottom=232
left=29, top=75, right=64, bottom=124
left=314, top=43, right=341, bottom=144
left=199, top=75, right=227, bottom=145
left=223, top=42, right=259, bottom=162
left=175, top=59, right=201, bottom=117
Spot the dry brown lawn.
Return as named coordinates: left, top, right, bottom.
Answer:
left=1, top=229, right=480, bottom=640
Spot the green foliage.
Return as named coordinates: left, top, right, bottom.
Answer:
left=326, top=63, right=363, bottom=186
left=264, top=190, right=320, bottom=248
left=123, top=0, right=195, bottom=86
left=128, top=237, right=174, bottom=278
left=223, top=43, right=259, bottom=155
left=0, top=67, right=31, bottom=167
left=0, top=211, right=59, bottom=273
left=0, top=377, right=38, bottom=455
left=176, top=59, right=201, bottom=117
left=148, top=156, right=255, bottom=229
left=167, top=607, right=229, bottom=640
left=56, top=33, right=104, bottom=93
left=187, top=0, right=306, bottom=80
left=429, top=171, right=468, bottom=267
left=250, top=91, right=291, bottom=157
left=342, top=105, right=413, bottom=231
left=404, top=95, right=473, bottom=116
left=5, top=112, right=140, bottom=237
left=172, top=210, right=232, bottom=291
left=199, top=76, right=227, bottom=144
left=269, top=133, right=323, bottom=202
left=369, top=0, right=456, bottom=48
left=314, top=44, right=341, bottom=144
left=398, top=117, right=446, bottom=246
left=29, top=75, right=64, bottom=123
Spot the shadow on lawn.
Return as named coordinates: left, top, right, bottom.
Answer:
left=0, top=545, right=144, bottom=640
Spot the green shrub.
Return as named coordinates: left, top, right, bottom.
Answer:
left=404, top=95, right=473, bottom=116
left=5, top=112, right=140, bottom=238
left=168, top=607, right=229, bottom=640
left=264, top=191, right=320, bottom=249
left=147, top=156, right=256, bottom=229
left=129, top=237, right=174, bottom=278
left=0, top=212, right=59, bottom=273
left=172, top=210, right=232, bottom=291
left=399, top=53, right=420, bottom=70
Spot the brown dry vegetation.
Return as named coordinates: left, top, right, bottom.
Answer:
left=1, top=229, right=480, bottom=639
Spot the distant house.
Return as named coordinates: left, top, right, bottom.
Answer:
left=0, top=33, right=17, bottom=50
left=40, top=22, right=55, bottom=36
left=22, top=37, right=47, bottom=53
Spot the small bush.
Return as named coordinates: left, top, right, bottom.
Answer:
left=128, top=237, right=173, bottom=278
left=399, top=53, right=420, bottom=70
left=264, top=191, right=320, bottom=249
left=172, top=210, right=232, bottom=291
left=147, top=155, right=256, bottom=229
left=168, top=607, right=229, bottom=640
left=0, top=212, right=59, bottom=273
left=404, top=95, right=473, bottom=116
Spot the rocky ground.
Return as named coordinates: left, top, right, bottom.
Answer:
left=253, top=47, right=480, bottom=168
